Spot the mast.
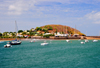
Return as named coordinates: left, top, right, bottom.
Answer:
left=15, top=21, right=18, bottom=39
left=74, top=25, right=76, bottom=34
left=66, top=26, right=67, bottom=34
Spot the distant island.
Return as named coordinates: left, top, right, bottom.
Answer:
left=1, top=24, right=100, bottom=40
left=35, top=24, right=85, bottom=36
left=0, top=24, right=86, bottom=40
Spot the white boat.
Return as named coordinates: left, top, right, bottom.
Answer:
left=4, top=44, right=12, bottom=48
left=93, top=40, right=98, bottom=42
left=78, top=39, right=81, bottom=41
left=41, top=43, right=48, bottom=46
left=30, top=39, right=36, bottom=42
left=9, top=21, right=21, bottom=45
left=66, top=40, right=70, bottom=42
left=41, top=41, right=48, bottom=46
left=81, top=42, right=85, bottom=44
left=85, top=40, right=89, bottom=42
left=9, top=39, right=21, bottom=45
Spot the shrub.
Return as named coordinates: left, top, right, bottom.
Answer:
left=18, top=30, right=23, bottom=33
left=43, top=34, right=54, bottom=38
left=35, top=27, right=42, bottom=31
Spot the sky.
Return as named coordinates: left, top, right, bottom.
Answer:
left=0, top=0, right=100, bottom=36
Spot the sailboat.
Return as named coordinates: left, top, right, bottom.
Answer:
left=9, top=21, right=21, bottom=45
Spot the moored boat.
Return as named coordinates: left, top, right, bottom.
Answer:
left=66, top=40, right=70, bottom=42
left=81, top=42, right=85, bottom=44
left=9, top=21, right=22, bottom=45
left=85, top=40, right=89, bottom=42
left=4, top=44, right=12, bottom=48
left=93, top=40, right=98, bottom=42
left=41, top=41, right=48, bottom=46
left=41, top=43, right=48, bottom=46
left=9, top=39, right=21, bottom=45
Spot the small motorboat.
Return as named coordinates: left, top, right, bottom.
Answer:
left=93, top=40, right=98, bottom=42
left=4, top=44, right=12, bottom=48
left=30, top=39, right=35, bottom=42
left=66, top=40, right=70, bottom=42
left=81, top=42, right=85, bottom=44
left=41, top=43, right=48, bottom=46
left=85, top=40, right=89, bottom=42
left=78, top=39, right=81, bottom=41
left=41, top=41, right=48, bottom=46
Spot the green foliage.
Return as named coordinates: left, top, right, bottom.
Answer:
left=54, top=27, right=57, bottom=29
left=0, top=33, right=2, bottom=37
left=2, top=32, right=8, bottom=36
left=67, top=30, right=73, bottom=34
left=35, top=27, right=42, bottom=31
left=43, top=34, right=54, bottom=38
left=48, top=26, right=53, bottom=30
left=42, top=28, right=48, bottom=33
left=62, top=31, right=64, bottom=34
left=44, top=25, right=48, bottom=28
left=3, top=36, right=9, bottom=38
left=29, top=32, right=36, bottom=36
left=22, top=32, right=27, bottom=35
left=44, top=25, right=53, bottom=30
left=27, top=30, right=30, bottom=32
left=37, top=33, right=43, bottom=36
left=28, top=36, right=31, bottom=38
left=18, top=30, right=23, bottom=33
left=11, top=33, right=16, bottom=37
left=55, top=29, right=57, bottom=34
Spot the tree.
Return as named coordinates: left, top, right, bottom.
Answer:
left=0, top=33, right=2, bottom=37
left=35, top=27, right=42, bottom=31
left=48, top=26, right=53, bottom=30
left=22, top=32, right=27, bottom=35
left=18, top=30, right=23, bottom=33
left=27, top=30, right=30, bottom=32
left=42, top=28, right=48, bottom=33
left=11, top=33, right=16, bottom=37
left=3, top=32, right=8, bottom=36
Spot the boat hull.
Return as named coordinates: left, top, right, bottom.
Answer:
left=9, top=43, right=21, bottom=45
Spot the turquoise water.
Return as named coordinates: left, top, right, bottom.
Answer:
left=0, top=40, right=100, bottom=68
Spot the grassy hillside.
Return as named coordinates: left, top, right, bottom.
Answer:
left=35, top=24, right=85, bottom=36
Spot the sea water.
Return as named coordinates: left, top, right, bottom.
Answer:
left=0, top=40, right=100, bottom=68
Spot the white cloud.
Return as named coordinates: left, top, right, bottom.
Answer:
left=78, top=11, right=100, bottom=24
left=0, top=0, right=100, bottom=15
left=85, top=11, right=100, bottom=20
left=6, top=0, right=36, bottom=15
left=94, top=21, right=100, bottom=24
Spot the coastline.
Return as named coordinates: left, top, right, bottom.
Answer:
left=0, top=36, right=100, bottom=41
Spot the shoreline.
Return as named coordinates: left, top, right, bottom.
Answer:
left=0, top=37, right=100, bottom=41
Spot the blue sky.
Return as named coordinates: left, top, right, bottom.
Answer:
left=0, top=0, right=100, bottom=36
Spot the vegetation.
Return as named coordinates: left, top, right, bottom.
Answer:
left=0, top=33, right=2, bottom=37
left=43, top=34, right=54, bottom=38
left=18, top=30, right=23, bottom=33
left=35, top=27, right=42, bottom=31
left=0, top=24, right=85, bottom=39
